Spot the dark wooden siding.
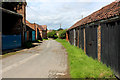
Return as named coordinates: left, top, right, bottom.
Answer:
left=76, top=28, right=78, bottom=46
left=79, top=28, right=84, bottom=50
left=69, top=29, right=74, bottom=45
left=85, top=25, right=97, bottom=59
left=101, top=20, right=120, bottom=77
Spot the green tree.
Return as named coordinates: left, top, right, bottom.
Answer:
left=58, top=29, right=67, bottom=39
left=47, top=30, right=58, bottom=39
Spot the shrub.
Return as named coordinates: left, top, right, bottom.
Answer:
left=47, top=30, right=58, bottom=39
left=58, top=29, right=67, bottom=39
left=23, top=41, right=33, bottom=48
left=54, top=35, right=58, bottom=39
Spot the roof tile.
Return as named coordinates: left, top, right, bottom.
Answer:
left=68, top=1, right=120, bottom=30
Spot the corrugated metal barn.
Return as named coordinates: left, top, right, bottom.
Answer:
left=66, top=1, right=120, bottom=78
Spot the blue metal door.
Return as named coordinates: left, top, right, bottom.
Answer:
left=32, top=31, right=35, bottom=41
left=2, top=35, right=21, bottom=50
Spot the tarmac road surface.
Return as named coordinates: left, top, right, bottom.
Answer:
left=1, top=40, right=68, bottom=78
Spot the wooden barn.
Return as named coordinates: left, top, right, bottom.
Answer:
left=66, top=1, right=120, bottom=78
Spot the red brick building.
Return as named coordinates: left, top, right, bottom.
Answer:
left=25, top=20, right=36, bottom=41
left=37, top=25, right=47, bottom=39
left=15, top=2, right=27, bottom=44
left=25, top=20, right=47, bottom=40
left=1, top=6, right=23, bottom=50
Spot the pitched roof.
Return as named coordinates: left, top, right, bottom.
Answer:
left=26, top=20, right=30, bottom=24
left=26, top=20, right=36, bottom=30
left=68, top=1, right=120, bottom=30
left=38, top=25, right=47, bottom=31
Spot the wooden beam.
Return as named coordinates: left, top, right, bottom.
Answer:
left=0, top=7, right=22, bottom=17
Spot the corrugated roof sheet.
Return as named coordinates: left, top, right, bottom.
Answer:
left=68, top=1, right=120, bottom=30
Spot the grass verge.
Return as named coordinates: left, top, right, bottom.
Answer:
left=43, top=38, right=48, bottom=40
left=0, top=52, right=18, bottom=59
left=56, top=39, right=115, bottom=78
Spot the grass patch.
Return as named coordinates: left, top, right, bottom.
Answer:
left=43, top=38, right=48, bottom=40
left=56, top=39, right=115, bottom=78
left=0, top=52, right=18, bottom=59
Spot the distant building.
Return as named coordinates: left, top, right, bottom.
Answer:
left=25, top=20, right=36, bottom=41
left=25, top=20, right=47, bottom=40
left=37, top=25, right=47, bottom=39
left=47, top=30, right=53, bottom=33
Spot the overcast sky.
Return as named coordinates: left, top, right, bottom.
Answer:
left=26, top=0, right=115, bottom=30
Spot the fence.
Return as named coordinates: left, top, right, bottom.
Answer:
left=67, top=19, right=120, bottom=78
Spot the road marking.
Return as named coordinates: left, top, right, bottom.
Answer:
left=2, top=54, right=40, bottom=73
left=56, top=73, right=66, bottom=76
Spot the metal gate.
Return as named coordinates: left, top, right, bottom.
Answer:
left=101, top=20, right=120, bottom=77
left=85, top=25, right=97, bottom=59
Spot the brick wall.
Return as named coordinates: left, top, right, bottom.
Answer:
left=27, top=31, right=29, bottom=41
left=66, top=32, right=69, bottom=41
left=16, top=2, right=26, bottom=25
left=16, top=2, right=27, bottom=45
left=42, top=30, right=47, bottom=39
left=97, top=25, right=101, bottom=62
left=83, top=28, right=86, bottom=53
left=35, top=24, right=38, bottom=40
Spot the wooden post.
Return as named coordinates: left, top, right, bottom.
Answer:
left=97, top=25, right=101, bottom=62
left=83, top=28, right=86, bottom=53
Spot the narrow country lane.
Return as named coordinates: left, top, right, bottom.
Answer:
left=1, top=40, right=68, bottom=78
